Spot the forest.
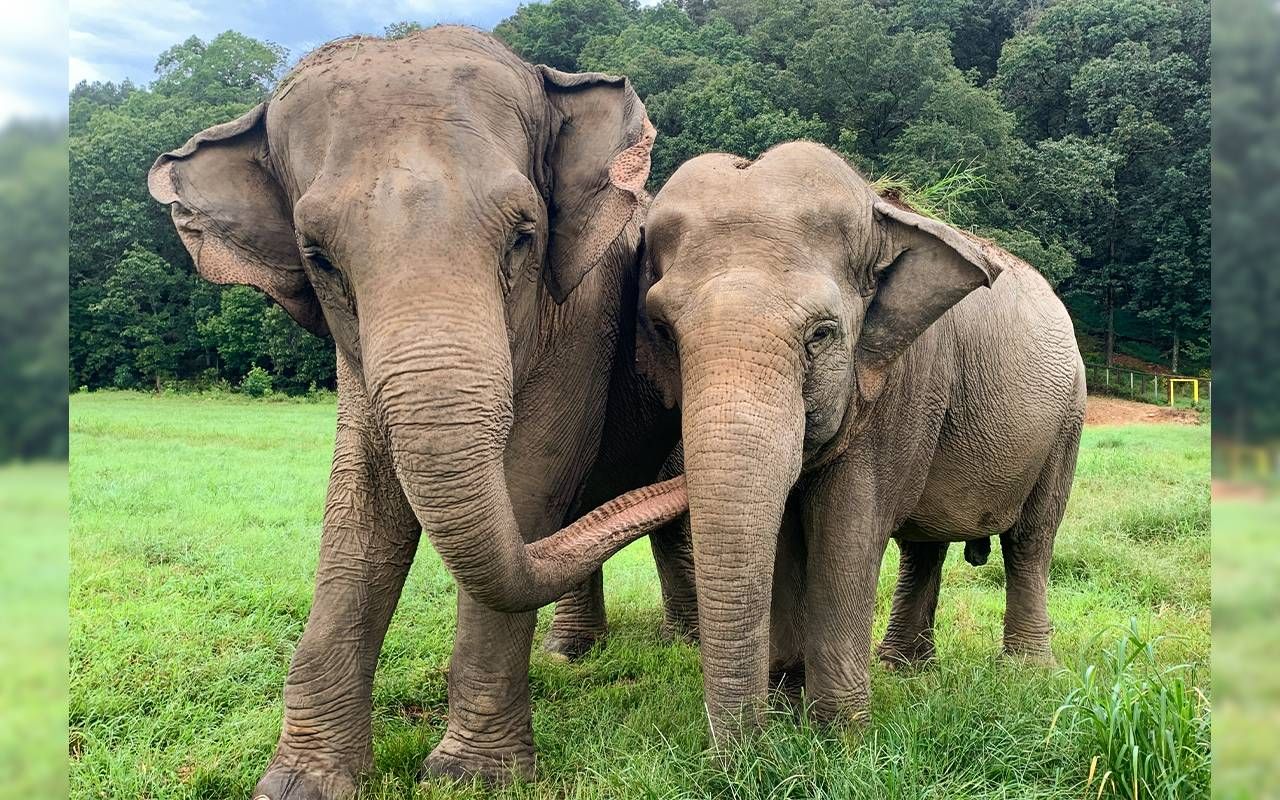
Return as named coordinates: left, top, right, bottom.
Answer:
left=67, top=0, right=1210, bottom=400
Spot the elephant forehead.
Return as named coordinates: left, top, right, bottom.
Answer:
left=649, top=203, right=849, bottom=274
left=267, top=31, right=543, bottom=191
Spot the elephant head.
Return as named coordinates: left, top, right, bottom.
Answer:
left=636, top=142, right=1004, bottom=732
left=148, top=27, right=681, bottom=613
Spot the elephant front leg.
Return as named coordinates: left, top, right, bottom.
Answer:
left=651, top=444, right=698, bottom=642
left=800, top=463, right=888, bottom=724
left=544, top=569, right=608, bottom=660
left=652, top=513, right=699, bottom=642
left=768, top=504, right=806, bottom=701
left=423, top=595, right=538, bottom=783
left=256, top=357, right=420, bottom=800
left=878, top=535, right=948, bottom=668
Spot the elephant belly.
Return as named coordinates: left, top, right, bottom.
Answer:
left=902, top=457, right=1037, bottom=542
left=899, top=264, right=1084, bottom=543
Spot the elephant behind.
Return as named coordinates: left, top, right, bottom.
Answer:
left=636, top=142, right=1086, bottom=738
left=148, top=27, right=687, bottom=798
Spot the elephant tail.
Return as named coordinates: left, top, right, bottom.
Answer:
left=964, top=537, right=991, bottom=567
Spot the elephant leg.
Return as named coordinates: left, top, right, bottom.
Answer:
left=800, top=461, right=888, bottom=724
left=1000, top=423, right=1080, bottom=662
left=543, top=569, right=608, bottom=660
left=768, top=502, right=806, bottom=702
left=651, top=444, right=698, bottom=642
left=878, top=535, right=948, bottom=668
left=256, top=354, right=420, bottom=800
left=652, top=513, right=699, bottom=642
left=422, top=595, right=539, bottom=783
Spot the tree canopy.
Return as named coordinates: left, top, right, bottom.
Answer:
left=1, top=122, right=68, bottom=460
left=67, top=0, right=1211, bottom=401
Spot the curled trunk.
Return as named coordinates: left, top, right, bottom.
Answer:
left=360, top=276, right=686, bottom=614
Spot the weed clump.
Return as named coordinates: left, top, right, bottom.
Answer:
left=1050, top=619, right=1209, bottom=800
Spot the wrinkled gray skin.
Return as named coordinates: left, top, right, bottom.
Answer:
left=637, top=142, right=1085, bottom=738
left=147, top=28, right=691, bottom=798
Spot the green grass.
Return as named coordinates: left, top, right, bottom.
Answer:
left=1, top=463, right=68, bottom=799
left=1212, top=499, right=1280, bottom=799
left=69, top=392, right=1210, bottom=799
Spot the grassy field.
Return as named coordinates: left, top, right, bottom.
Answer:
left=1213, top=499, right=1280, bottom=800
left=70, top=392, right=1210, bottom=799
left=1, top=463, right=68, bottom=799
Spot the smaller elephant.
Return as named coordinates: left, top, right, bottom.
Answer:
left=636, top=142, right=1085, bottom=738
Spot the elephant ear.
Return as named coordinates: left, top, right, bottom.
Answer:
left=147, top=103, right=327, bottom=336
left=539, top=66, right=655, bottom=304
left=855, top=198, right=1002, bottom=400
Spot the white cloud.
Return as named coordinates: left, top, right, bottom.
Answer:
left=68, top=57, right=107, bottom=88
left=69, top=0, right=232, bottom=90
left=312, top=0, right=516, bottom=32
left=0, top=2, right=69, bottom=122
left=62, top=0, right=526, bottom=97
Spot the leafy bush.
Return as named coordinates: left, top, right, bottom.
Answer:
left=238, top=365, right=273, bottom=398
left=1050, top=619, right=1209, bottom=800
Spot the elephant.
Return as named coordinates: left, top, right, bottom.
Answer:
left=147, top=27, right=690, bottom=798
left=635, top=141, right=1085, bottom=738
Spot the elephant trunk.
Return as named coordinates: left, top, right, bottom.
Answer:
left=680, top=331, right=805, bottom=739
left=359, top=268, right=685, bottom=614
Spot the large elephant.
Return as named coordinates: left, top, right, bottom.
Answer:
left=147, top=27, right=688, bottom=798
left=636, top=142, right=1085, bottom=737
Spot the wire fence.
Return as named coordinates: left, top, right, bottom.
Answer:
left=1084, top=362, right=1211, bottom=408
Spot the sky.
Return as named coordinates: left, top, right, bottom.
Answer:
left=2, top=1, right=528, bottom=125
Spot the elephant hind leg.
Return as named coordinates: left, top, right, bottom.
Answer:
left=878, top=530, right=948, bottom=668
left=543, top=570, right=608, bottom=661
left=1000, top=420, right=1082, bottom=662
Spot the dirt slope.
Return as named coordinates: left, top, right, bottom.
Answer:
left=1085, top=395, right=1200, bottom=426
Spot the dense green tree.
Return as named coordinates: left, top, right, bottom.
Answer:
left=1212, top=0, right=1278, bottom=439
left=198, top=287, right=272, bottom=379
left=494, top=0, right=634, bottom=71
left=994, top=0, right=1209, bottom=367
left=262, top=307, right=337, bottom=394
left=68, top=0, right=1211, bottom=397
left=90, top=247, right=194, bottom=390
left=0, top=123, right=68, bottom=460
left=886, top=0, right=1039, bottom=81
left=152, top=31, right=287, bottom=106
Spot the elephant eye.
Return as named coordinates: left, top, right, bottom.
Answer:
left=507, top=221, right=536, bottom=256
left=651, top=320, right=676, bottom=349
left=302, top=245, right=336, bottom=273
left=501, top=222, right=537, bottom=295
left=805, top=320, right=839, bottom=357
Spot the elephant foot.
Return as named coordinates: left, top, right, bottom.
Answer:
left=252, top=759, right=358, bottom=800
left=660, top=609, right=699, bottom=644
left=1001, top=642, right=1056, bottom=667
left=768, top=661, right=806, bottom=708
left=542, top=628, right=605, bottom=661
left=420, top=738, right=535, bottom=786
left=807, top=693, right=871, bottom=728
left=877, top=637, right=935, bottom=670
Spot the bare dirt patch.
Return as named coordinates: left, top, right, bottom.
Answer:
left=1212, top=480, right=1269, bottom=502
left=1085, top=395, right=1200, bottom=427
